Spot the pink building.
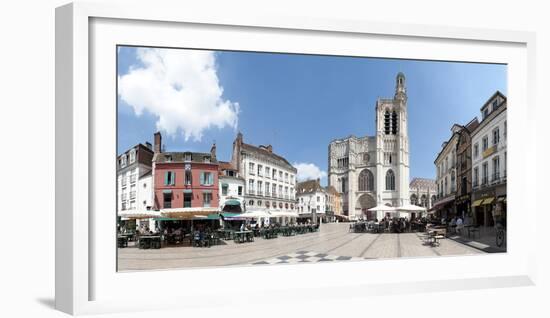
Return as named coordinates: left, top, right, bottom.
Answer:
left=152, top=132, right=219, bottom=213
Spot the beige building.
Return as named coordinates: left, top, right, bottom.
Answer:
left=325, top=185, right=343, bottom=222
left=432, top=125, right=461, bottom=219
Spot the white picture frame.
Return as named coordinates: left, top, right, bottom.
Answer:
left=56, top=1, right=537, bottom=315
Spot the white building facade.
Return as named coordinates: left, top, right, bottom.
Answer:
left=328, top=73, right=410, bottom=220
left=230, top=133, right=298, bottom=225
left=471, top=92, right=507, bottom=227
left=296, top=179, right=327, bottom=224
left=218, top=162, right=245, bottom=213
left=117, top=143, right=155, bottom=230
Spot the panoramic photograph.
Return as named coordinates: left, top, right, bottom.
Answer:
left=116, top=46, right=507, bottom=271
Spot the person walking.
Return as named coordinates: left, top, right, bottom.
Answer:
left=456, top=216, right=464, bottom=235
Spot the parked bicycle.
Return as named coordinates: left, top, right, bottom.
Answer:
left=495, top=222, right=506, bottom=248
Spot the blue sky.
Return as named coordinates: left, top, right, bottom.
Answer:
left=117, top=46, right=506, bottom=185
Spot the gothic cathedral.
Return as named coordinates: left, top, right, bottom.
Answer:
left=328, top=73, right=410, bottom=220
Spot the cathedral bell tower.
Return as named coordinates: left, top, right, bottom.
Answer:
left=394, top=72, right=409, bottom=207
left=395, top=72, right=407, bottom=106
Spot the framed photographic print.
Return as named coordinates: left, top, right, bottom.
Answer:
left=56, top=1, right=537, bottom=315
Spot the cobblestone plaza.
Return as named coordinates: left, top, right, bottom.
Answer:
left=117, top=223, right=501, bottom=271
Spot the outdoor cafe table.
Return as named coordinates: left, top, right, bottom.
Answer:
left=261, top=228, right=278, bottom=239
left=279, top=226, right=293, bottom=236
left=138, top=235, right=161, bottom=249
left=233, top=230, right=253, bottom=243
left=464, top=225, right=480, bottom=239
left=117, top=235, right=128, bottom=248
left=251, top=228, right=261, bottom=237
left=217, top=229, right=234, bottom=240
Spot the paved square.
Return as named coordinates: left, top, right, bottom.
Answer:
left=118, top=223, right=485, bottom=271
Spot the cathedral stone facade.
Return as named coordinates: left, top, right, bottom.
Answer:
left=328, top=73, right=410, bottom=220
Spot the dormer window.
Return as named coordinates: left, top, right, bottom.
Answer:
left=165, top=155, right=172, bottom=162
left=184, top=153, right=191, bottom=162
left=204, top=156, right=211, bottom=163
left=129, top=149, right=136, bottom=164
left=492, top=99, right=499, bottom=111
left=482, top=108, right=489, bottom=120
left=120, top=155, right=127, bottom=167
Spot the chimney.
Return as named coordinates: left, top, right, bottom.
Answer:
left=266, top=145, right=272, bottom=153
left=210, top=143, right=217, bottom=160
left=236, top=132, right=243, bottom=145
left=154, top=132, right=162, bottom=153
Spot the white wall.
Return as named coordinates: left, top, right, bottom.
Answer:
left=2, top=1, right=549, bottom=317
left=472, top=109, right=508, bottom=186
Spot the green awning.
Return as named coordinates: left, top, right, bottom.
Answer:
left=221, top=212, right=240, bottom=218
left=221, top=183, right=229, bottom=187
left=156, top=217, right=181, bottom=221
left=224, top=199, right=241, bottom=206
left=206, top=213, right=220, bottom=220
left=183, top=189, right=193, bottom=193
left=206, top=212, right=240, bottom=220
left=163, top=190, right=172, bottom=194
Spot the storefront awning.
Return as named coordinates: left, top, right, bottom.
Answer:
left=497, top=196, right=506, bottom=202
left=482, top=197, right=495, bottom=205
left=156, top=217, right=181, bottom=221
left=472, top=199, right=484, bottom=207
left=224, top=199, right=241, bottom=206
left=206, top=212, right=241, bottom=220
left=431, top=195, right=456, bottom=211
left=160, top=207, right=219, bottom=219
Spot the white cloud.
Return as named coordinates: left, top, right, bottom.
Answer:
left=118, top=48, right=239, bottom=141
left=293, top=162, right=327, bottom=182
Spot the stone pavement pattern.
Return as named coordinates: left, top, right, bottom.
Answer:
left=118, top=223, right=484, bottom=271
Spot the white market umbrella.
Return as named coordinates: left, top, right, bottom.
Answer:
left=235, top=210, right=272, bottom=218
left=367, top=204, right=396, bottom=212
left=368, top=204, right=397, bottom=219
left=397, top=204, right=427, bottom=212
left=270, top=211, right=299, bottom=218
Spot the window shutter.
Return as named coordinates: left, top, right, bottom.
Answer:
left=164, top=171, right=168, bottom=185
left=209, top=173, right=213, bottom=185
left=200, top=172, right=205, bottom=185
left=171, top=171, right=175, bottom=185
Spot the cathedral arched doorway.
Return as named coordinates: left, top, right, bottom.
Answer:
left=356, top=193, right=377, bottom=220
